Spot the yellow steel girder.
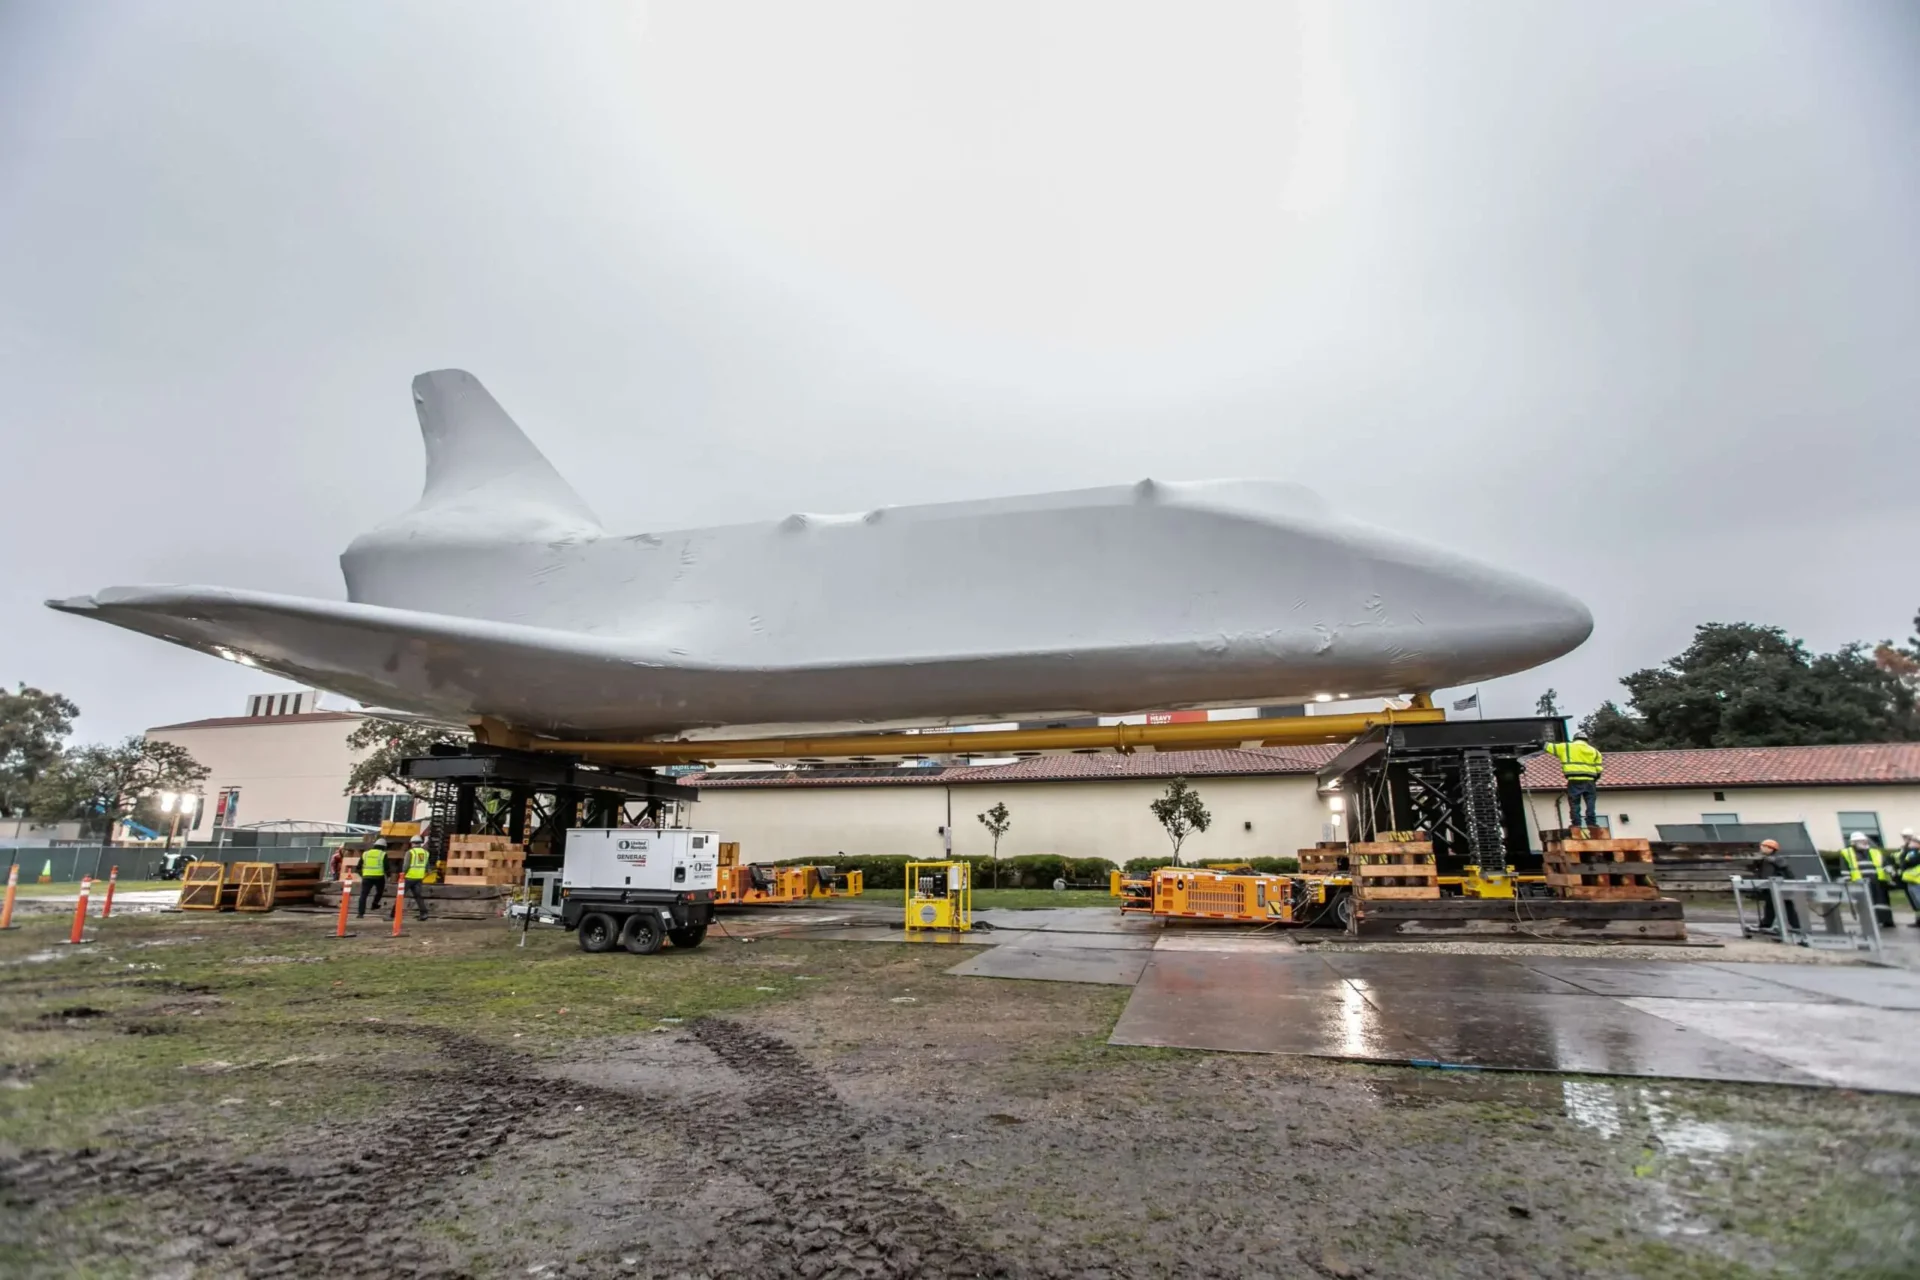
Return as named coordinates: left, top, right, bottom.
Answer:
left=473, top=704, right=1447, bottom=767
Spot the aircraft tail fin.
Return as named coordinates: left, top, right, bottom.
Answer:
left=405, top=369, right=601, bottom=535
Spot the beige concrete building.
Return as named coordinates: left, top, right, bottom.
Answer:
left=134, top=693, right=1920, bottom=861
left=691, top=743, right=1920, bottom=864
left=144, top=692, right=416, bottom=843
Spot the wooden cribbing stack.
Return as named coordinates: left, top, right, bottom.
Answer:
left=1543, top=830, right=1659, bottom=900
left=442, top=837, right=525, bottom=887
left=1296, top=842, right=1348, bottom=875
left=1350, top=834, right=1439, bottom=901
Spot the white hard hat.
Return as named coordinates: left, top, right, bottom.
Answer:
left=1849, top=832, right=1870, bottom=843
left=1572, top=729, right=1588, bottom=739
left=1903, top=828, right=1915, bottom=837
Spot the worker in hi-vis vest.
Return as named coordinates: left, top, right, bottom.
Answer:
left=1841, top=832, right=1895, bottom=930
left=402, top=842, right=431, bottom=922
left=1897, top=829, right=1920, bottom=925
left=356, top=840, right=389, bottom=918
left=1545, top=731, right=1605, bottom=828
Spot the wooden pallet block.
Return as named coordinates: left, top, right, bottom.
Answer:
left=271, top=863, right=322, bottom=907
left=1355, top=885, right=1442, bottom=900
left=1550, top=883, right=1661, bottom=901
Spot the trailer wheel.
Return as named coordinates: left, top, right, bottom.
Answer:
left=1329, top=893, right=1354, bottom=930
left=578, top=912, right=618, bottom=953
left=620, top=912, right=664, bottom=955
left=668, top=924, right=707, bottom=950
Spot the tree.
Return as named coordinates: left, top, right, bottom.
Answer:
left=1534, top=688, right=1561, bottom=718
left=1149, top=778, right=1211, bottom=864
left=1579, top=622, right=1920, bottom=751
left=0, top=683, right=79, bottom=817
left=345, top=717, right=470, bottom=802
left=29, top=736, right=208, bottom=847
left=977, top=801, right=1012, bottom=887
left=1874, top=606, right=1920, bottom=704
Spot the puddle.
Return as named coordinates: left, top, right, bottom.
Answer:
left=3, top=950, right=69, bottom=966
left=1563, top=1080, right=1750, bottom=1240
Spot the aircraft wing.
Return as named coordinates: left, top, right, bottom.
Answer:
left=47, top=586, right=695, bottom=736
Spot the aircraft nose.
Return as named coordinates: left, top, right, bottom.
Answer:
left=1359, top=538, right=1594, bottom=688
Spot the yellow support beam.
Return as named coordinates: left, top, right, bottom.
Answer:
left=477, top=705, right=1447, bottom=767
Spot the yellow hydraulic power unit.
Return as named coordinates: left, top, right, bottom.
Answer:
left=904, top=860, right=971, bottom=933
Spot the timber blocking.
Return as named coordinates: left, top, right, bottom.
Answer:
left=1542, top=831, right=1659, bottom=900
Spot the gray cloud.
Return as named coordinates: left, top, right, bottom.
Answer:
left=4, top=0, right=1916, bottom=740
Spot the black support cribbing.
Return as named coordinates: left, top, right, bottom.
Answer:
left=427, top=780, right=456, bottom=863
left=1462, top=748, right=1506, bottom=872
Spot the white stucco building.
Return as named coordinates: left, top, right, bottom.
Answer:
left=143, top=691, right=415, bottom=843
left=138, top=695, right=1920, bottom=859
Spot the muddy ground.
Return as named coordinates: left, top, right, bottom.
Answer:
left=2, top=910, right=1916, bottom=1279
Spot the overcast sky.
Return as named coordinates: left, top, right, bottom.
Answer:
left=3, top=0, right=1917, bottom=743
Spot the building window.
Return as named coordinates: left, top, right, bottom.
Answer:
left=1701, top=812, right=1740, bottom=826
left=1837, top=812, right=1882, bottom=846
left=1713, top=791, right=1726, bottom=802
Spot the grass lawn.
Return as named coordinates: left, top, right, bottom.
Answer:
left=969, top=887, right=1116, bottom=909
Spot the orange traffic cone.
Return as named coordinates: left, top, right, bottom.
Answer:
left=67, top=876, right=92, bottom=945
left=1, top=864, right=18, bottom=930
left=101, top=866, right=119, bottom=919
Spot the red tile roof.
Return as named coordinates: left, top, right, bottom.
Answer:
left=688, top=742, right=1920, bottom=790
left=1522, top=743, right=1920, bottom=790
left=147, top=711, right=364, bottom=732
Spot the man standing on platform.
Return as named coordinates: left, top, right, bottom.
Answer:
left=1545, top=731, right=1605, bottom=829
left=402, top=840, right=431, bottom=922
left=356, top=839, right=389, bottom=918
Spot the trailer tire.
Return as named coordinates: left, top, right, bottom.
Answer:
left=620, top=912, right=664, bottom=955
left=578, top=912, right=618, bottom=953
left=1329, top=893, right=1354, bottom=930
left=668, top=924, right=707, bottom=950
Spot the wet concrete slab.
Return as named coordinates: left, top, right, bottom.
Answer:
left=1351, top=988, right=1821, bottom=1084
left=1519, top=961, right=1829, bottom=1002
left=1320, top=952, right=1588, bottom=995
left=1153, top=931, right=1301, bottom=953
left=1623, top=998, right=1920, bottom=1093
left=1104, top=948, right=1905, bottom=1090
left=1110, top=952, right=1433, bottom=1060
left=946, top=946, right=1150, bottom=986
left=972, top=908, right=1154, bottom=935
left=1703, top=962, right=1920, bottom=1009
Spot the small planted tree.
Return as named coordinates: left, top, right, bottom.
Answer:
left=977, top=801, right=1012, bottom=887
left=1150, top=778, right=1211, bottom=865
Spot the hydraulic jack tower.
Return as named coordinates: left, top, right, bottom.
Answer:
left=1317, top=718, right=1566, bottom=898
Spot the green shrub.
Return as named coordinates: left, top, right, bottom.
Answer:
left=1121, top=855, right=1299, bottom=876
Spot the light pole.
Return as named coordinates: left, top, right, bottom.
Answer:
left=159, top=793, right=199, bottom=876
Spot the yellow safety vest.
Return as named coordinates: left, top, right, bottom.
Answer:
left=1902, top=849, right=1920, bottom=885
left=361, top=847, right=386, bottom=877
left=1546, top=740, right=1604, bottom=782
left=1842, top=846, right=1888, bottom=883
left=405, top=846, right=429, bottom=880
